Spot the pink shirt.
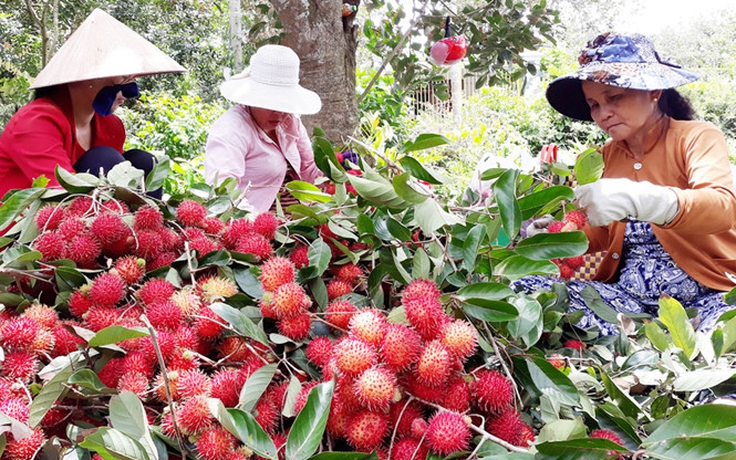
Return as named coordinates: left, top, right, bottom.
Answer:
left=204, top=105, right=322, bottom=212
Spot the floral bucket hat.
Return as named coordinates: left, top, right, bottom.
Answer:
left=545, top=32, right=699, bottom=121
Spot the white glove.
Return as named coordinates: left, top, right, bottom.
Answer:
left=574, top=178, right=680, bottom=227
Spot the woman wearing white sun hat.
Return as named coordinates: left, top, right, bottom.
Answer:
left=204, top=44, right=323, bottom=213
left=0, top=9, right=185, bottom=200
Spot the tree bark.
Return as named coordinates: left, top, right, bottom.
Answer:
left=271, top=0, right=359, bottom=145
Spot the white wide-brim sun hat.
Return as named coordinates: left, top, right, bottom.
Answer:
left=30, top=9, right=186, bottom=89
left=219, top=44, right=322, bottom=115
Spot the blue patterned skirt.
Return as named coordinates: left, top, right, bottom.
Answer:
left=513, top=221, right=733, bottom=335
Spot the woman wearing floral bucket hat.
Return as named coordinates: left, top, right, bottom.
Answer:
left=204, top=44, right=323, bottom=213
left=0, top=9, right=185, bottom=201
left=515, top=32, right=736, bottom=335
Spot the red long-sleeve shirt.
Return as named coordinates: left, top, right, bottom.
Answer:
left=0, top=85, right=125, bottom=198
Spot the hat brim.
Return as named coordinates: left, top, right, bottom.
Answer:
left=30, top=9, right=186, bottom=89
left=546, top=63, right=700, bottom=121
left=220, top=73, right=322, bottom=115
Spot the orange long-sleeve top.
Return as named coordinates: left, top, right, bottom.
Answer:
left=585, top=116, right=736, bottom=292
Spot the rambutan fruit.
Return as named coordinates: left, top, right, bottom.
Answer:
left=101, top=199, right=130, bottom=215
left=123, top=351, right=155, bottom=378
left=2, top=351, right=39, bottom=383
left=171, top=287, right=204, bottom=317
left=379, top=323, right=422, bottom=372
left=334, top=337, right=378, bottom=376
left=353, top=366, right=397, bottom=410
left=326, top=280, right=352, bottom=300
left=196, top=306, right=225, bottom=339
left=485, top=408, right=533, bottom=447
left=0, top=396, right=30, bottom=424
left=5, top=428, right=46, bottom=460
left=117, top=372, right=150, bottom=396
left=271, top=282, right=309, bottom=319
left=289, top=245, right=310, bottom=268
left=89, top=272, right=126, bottom=308
left=235, top=232, right=273, bottom=261
left=564, top=339, right=586, bottom=350
left=277, top=312, right=312, bottom=341
left=51, top=321, right=85, bottom=357
left=547, top=220, right=566, bottom=233
left=439, top=320, right=478, bottom=360
left=35, top=205, right=64, bottom=231
left=426, top=411, right=471, bottom=456
left=136, top=278, right=176, bottom=306
left=326, top=399, right=352, bottom=439
left=178, top=395, right=214, bottom=435
left=176, top=369, right=212, bottom=400
left=335, top=263, right=363, bottom=285
left=346, top=309, right=386, bottom=347
left=416, top=340, right=452, bottom=387
left=23, top=303, right=58, bottom=329
left=67, top=233, right=101, bottom=268
left=260, top=256, right=296, bottom=292
left=389, top=400, right=426, bottom=438
left=31, top=328, right=55, bottom=355
left=90, top=213, right=128, bottom=245
left=392, top=437, right=429, bottom=460
left=134, top=229, right=165, bottom=261
left=252, top=212, right=280, bottom=240
left=66, top=196, right=94, bottom=216
left=325, top=300, right=358, bottom=331
left=133, top=205, right=164, bottom=230
left=559, top=264, right=574, bottom=279
left=211, top=369, right=245, bottom=408
left=33, top=232, right=66, bottom=261
left=254, top=398, right=280, bottom=434
left=112, top=256, right=145, bottom=285
left=196, top=425, right=239, bottom=460
left=345, top=409, right=389, bottom=451
left=57, top=217, right=88, bottom=241
left=68, top=291, right=93, bottom=318
left=471, top=369, right=514, bottom=415
left=305, top=336, right=334, bottom=368
left=443, top=376, right=472, bottom=413
left=401, top=372, right=445, bottom=404
left=590, top=428, right=624, bottom=445
left=1, top=316, right=41, bottom=351
left=565, top=210, right=588, bottom=230
left=97, top=358, right=124, bottom=388
left=176, top=200, right=208, bottom=228
left=222, top=218, right=253, bottom=249
left=198, top=276, right=238, bottom=304
left=166, top=347, right=200, bottom=372
left=402, top=281, right=448, bottom=341
left=189, top=236, right=219, bottom=256
left=563, top=255, right=585, bottom=270
left=83, top=306, right=120, bottom=331
left=204, top=217, right=225, bottom=235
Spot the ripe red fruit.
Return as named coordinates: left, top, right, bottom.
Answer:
left=547, top=221, right=566, bottom=233
left=178, top=396, right=214, bottom=435
left=565, top=210, right=588, bottom=229
left=136, top=278, right=176, bottom=306
left=439, top=320, right=478, bottom=360
left=1, top=316, right=41, bottom=351
left=564, top=339, right=586, bottom=350
left=195, top=426, right=238, bottom=460
left=176, top=200, right=208, bottom=228
left=252, top=212, right=280, bottom=240
left=196, top=306, right=225, bottom=339
left=289, top=245, right=310, bottom=268
left=416, top=340, right=452, bottom=387
left=402, top=280, right=448, bottom=340
left=353, top=366, right=396, bottom=410
left=67, top=233, right=101, bottom=268
left=380, top=323, right=422, bottom=372
left=254, top=398, right=280, bottom=434
left=260, top=256, right=296, bottom=292
left=5, top=428, right=46, bottom=460
left=336, top=263, right=363, bottom=285
left=2, top=351, right=39, bottom=383
left=590, top=428, right=624, bottom=445
left=65, top=196, right=94, bottom=216
left=235, top=232, right=274, bottom=261
left=334, top=337, right=378, bottom=376
left=33, top=232, right=66, bottom=261
left=563, top=255, right=585, bottom=270
left=392, top=437, right=430, bottom=460
left=471, top=369, right=514, bottom=415
left=23, top=304, right=58, bottom=329
left=134, top=229, right=165, bottom=261
left=305, top=336, right=334, bottom=368
left=113, top=256, right=145, bottom=285
left=134, top=205, right=164, bottom=230
left=176, top=369, right=212, bottom=400
left=346, top=409, right=389, bottom=451
left=325, top=300, right=359, bottom=330
left=485, top=408, right=535, bottom=447
left=35, top=205, right=64, bottom=231
left=277, top=312, right=312, bottom=341
left=89, top=272, right=126, bottom=307
left=559, top=264, right=575, bottom=279
left=443, top=376, right=472, bottom=413
left=272, top=282, right=309, bottom=319
left=90, top=213, right=128, bottom=245
left=348, top=309, right=387, bottom=346
left=426, top=411, right=471, bottom=456
left=117, top=372, right=150, bottom=396
left=326, top=280, right=353, bottom=300
left=204, top=217, right=225, bottom=235
left=211, top=369, right=246, bottom=408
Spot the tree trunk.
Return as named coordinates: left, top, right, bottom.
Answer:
left=271, top=0, right=360, bottom=145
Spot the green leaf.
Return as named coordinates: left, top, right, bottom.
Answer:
left=506, top=295, right=544, bottom=346
left=412, top=248, right=431, bottom=280
left=573, top=148, right=605, bottom=185
left=515, top=232, right=588, bottom=260
left=68, top=369, right=112, bottom=392
left=347, top=168, right=408, bottom=209
left=462, top=300, right=519, bottom=322
left=719, top=316, right=736, bottom=354
left=239, top=364, right=278, bottom=412
left=535, top=438, right=626, bottom=460
left=286, top=181, right=333, bottom=203
left=645, top=321, right=672, bottom=352
left=145, top=156, right=170, bottom=192
left=356, top=214, right=376, bottom=235
left=309, top=238, right=333, bottom=276
left=55, top=166, right=100, bottom=193
left=0, top=188, right=47, bottom=230
left=233, top=266, right=264, bottom=298
left=210, top=400, right=277, bottom=459
left=581, top=286, right=620, bottom=324
left=397, top=156, right=443, bottom=185
left=601, top=372, right=642, bottom=420
left=673, top=369, right=736, bottom=392
left=210, top=302, right=268, bottom=345
left=413, top=198, right=464, bottom=235
left=107, top=161, right=144, bottom=188
left=457, top=282, right=515, bottom=301
left=285, top=381, right=334, bottom=460
left=645, top=437, right=736, bottom=460
left=517, top=185, right=575, bottom=219
left=386, top=217, right=413, bottom=241
left=492, top=169, right=521, bottom=238
left=88, top=326, right=149, bottom=348
left=495, top=256, right=559, bottom=278
left=461, top=224, right=487, bottom=272
left=401, top=133, right=450, bottom=153
left=659, top=294, right=698, bottom=359
left=392, top=173, right=429, bottom=204
left=79, top=427, right=151, bottom=460
left=535, top=419, right=587, bottom=443
left=110, top=391, right=158, bottom=460
left=514, top=356, right=579, bottom=406
left=644, top=404, right=736, bottom=445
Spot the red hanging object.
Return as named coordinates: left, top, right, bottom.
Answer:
left=429, top=16, right=468, bottom=66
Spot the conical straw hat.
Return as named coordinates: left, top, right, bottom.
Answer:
left=30, top=9, right=186, bottom=89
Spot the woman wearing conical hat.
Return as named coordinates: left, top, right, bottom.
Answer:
left=0, top=9, right=185, bottom=200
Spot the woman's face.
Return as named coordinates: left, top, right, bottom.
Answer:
left=581, top=81, right=660, bottom=142
left=249, top=106, right=289, bottom=133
